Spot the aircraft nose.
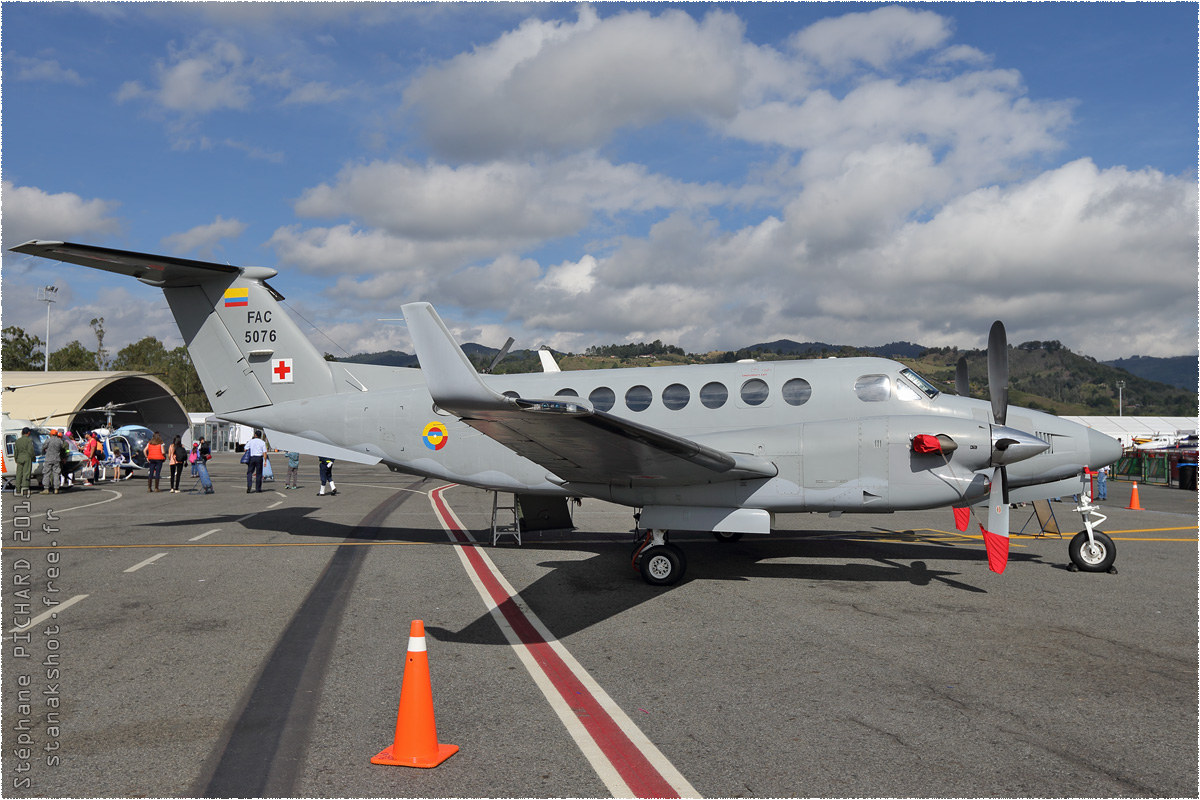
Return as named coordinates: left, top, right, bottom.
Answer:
left=1087, top=428, right=1123, bottom=469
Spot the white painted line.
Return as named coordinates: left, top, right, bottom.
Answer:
left=190, top=528, right=220, bottom=542
left=3, top=489, right=122, bottom=525
left=430, top=486, right=699, bottom=799
left=7, top=594, right=89, bottom=632
left=124, top=552, right=168, bottom=573
left=267, top=500, right=283, bottom=509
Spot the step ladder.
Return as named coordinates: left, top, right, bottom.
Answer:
left=491, top=492, right=522, bottom=546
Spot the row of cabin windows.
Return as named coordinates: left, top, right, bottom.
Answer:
left=522, top=371, right=935, bottom=413
left=542, top=377, right=816, bottom=413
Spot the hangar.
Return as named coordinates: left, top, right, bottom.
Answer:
left=1, top=371, right=191, bottom=442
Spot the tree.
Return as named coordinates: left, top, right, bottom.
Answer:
left=111, top=337, right=170, bottom=373
left=2, top=326, right=44, bottom=371
left=48, top=340, right=99, bottom=370
left=90, top=317, right=109, bottom=370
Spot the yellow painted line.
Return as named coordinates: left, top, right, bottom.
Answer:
left=1105, top=526, right=1197, bottom=534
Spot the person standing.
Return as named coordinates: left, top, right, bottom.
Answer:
left=245, top=430, right=268, bottom=493
left=83, top=431, right=102, bottom=485
left=190, top=441, right=200, bottom=477
left=144, top=432, right=166, bottom=492
left=195, top=437, right=214, bottom=494
left=285, top=451, right=300, bottom=489
left=13, top=427, right=36, bottom=497
left=1097, top=465, right=1109, bottom=501
left=167, top=434, right=186, bottom=493
left=317, top=456, right=337, bottom=496
left=41, top=430, right=66, bottom=494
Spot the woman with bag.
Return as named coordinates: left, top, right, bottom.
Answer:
left=167, top=434, right=186, bottom=493
left=144, top=432, right=167, bottom=493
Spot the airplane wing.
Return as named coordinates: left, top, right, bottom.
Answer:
left=402, top=302, right=778, bottom=487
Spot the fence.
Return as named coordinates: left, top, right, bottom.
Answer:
left=1113, top=449, right=1198, bottom=487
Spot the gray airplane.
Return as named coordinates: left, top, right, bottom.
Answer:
left=11, top=241, right=1123, bottom=584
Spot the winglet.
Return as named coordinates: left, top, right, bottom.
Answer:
left=401, top=302, right=516, bottom=414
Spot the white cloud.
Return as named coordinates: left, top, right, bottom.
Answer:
left=404, top=7, right=749, bottom=159
left=1, top=182, right=122, bottom=248
left=12, top=56, right=86, bottom=85
left=161, top=216, right=248, bottom=256
left=788, top=6, right=952, bottom=72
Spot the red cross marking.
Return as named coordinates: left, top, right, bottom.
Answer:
left=274, top=360, right=291, bottom=381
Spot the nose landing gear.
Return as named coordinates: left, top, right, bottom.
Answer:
left=1068, top=490, right=1117, bottom=573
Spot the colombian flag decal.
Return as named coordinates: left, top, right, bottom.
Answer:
left=223, top=288, right=249, bottom=307
left=422, top=422, right=449, bottom=451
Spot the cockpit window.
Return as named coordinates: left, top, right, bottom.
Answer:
left=854, top=374, right=891, bottom=402
left=899, top=368, right=940, bottom=400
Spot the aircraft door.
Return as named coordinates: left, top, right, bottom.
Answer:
left=356, top=400, right=398, bottom=449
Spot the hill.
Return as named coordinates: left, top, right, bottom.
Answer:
left=336, top=339, right=1197, bottom=417
left=1103, top=355, right=1197, bottom=391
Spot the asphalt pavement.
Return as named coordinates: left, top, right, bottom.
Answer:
left=2, top=453, right=1195, bottom=797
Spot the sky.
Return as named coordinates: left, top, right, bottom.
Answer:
left=2, top=2, right=1197, bottom=364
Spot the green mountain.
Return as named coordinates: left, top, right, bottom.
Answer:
left=1103, top=355, right=1197, bottom=392
left=338, top=339, right=1197, bottom=417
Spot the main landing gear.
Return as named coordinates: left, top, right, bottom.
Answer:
left=631, top=529, right=688, bottom=586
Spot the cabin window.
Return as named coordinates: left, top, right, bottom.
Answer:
left=782, top=378, right=812, bottom=406
left=740, top=378, right=769, bottom=406
left=625, top=385, right=653, bottom=412
left=589, top=387, right=616, bottom=412
left=554, top=388, right=579, bottom=397
left=700, top=381, right=728, bottom=409
left=662, top=383, right=690, bottom=410
left=854, top=374, right=890, bottom=402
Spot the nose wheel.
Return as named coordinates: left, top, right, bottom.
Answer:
left=632, top=529, right=687, bottom=585
left=1068, top=489, right=1118, bottom=573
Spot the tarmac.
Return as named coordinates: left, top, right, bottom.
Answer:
left=2, top=452, right=1196, bottom=798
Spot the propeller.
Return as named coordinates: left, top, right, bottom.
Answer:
left=983, top=320, right=1011, bottom=573
left=482, top=337, right=515, bottom=374
left=955, top=356, right=970, bottom=398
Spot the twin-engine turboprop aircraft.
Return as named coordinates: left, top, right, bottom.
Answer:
left=11, top=241, right=1123, bottom=584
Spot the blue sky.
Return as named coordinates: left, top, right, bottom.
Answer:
left=3, top=2, right=1196, bottom=362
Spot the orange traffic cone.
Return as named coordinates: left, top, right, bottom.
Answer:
left=372, top=620, right=458, bottom=768
left=1126, top=482, right=1143, bottom=511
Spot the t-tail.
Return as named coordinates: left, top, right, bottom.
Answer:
left=9, top=241, right=333, bottom=416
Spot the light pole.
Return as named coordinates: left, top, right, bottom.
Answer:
left=1116, top=380, right=1125, bottom=417
left=37, top=285, right=58, bottom=372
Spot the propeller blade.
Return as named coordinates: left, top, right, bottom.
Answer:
left=955, top=356, right=970, bottom=398
left=987, top=321, right=1008, bottom=426
left=483, top=337, right=515, bottom=374
left=981, top=466, right=1010, bottom=573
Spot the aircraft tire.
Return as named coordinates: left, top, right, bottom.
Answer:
left=638, top=545, right=684, bottom=586
left=1068, top=530, right=1116, bottom=572
left=713, top=531, right=743, bottom=543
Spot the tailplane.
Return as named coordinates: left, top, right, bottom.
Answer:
left=9, top=241, right=334, bottom=415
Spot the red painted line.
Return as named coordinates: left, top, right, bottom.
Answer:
left=430, top=487, right=679, bottom=798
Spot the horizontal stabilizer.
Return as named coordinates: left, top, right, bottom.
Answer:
left=11, top=240, right=247, bottom=287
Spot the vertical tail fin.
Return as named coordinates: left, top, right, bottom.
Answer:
left=8, top=241, right=334, bottom=415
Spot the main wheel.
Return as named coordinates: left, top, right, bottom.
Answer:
left=638, top=545, right=684, bottom=586
left=1069, top=530, right=1116, bottom=572
left=713, top=531, right=743, bottom=543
